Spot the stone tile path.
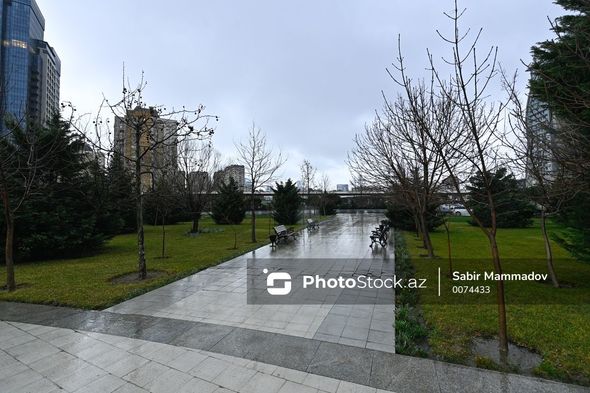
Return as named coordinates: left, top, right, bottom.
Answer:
left=106, top=213, right=396, bottom=353
left=0, top=320, right=392, bottom=393
left=0, top=313, right=586, bottom=393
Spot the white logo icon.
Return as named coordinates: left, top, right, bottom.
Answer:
left=263, top=269, right=292, bottom=295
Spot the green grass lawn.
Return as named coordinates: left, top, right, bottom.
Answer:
left=404, top=217, right=590, bottom=384
left=0, top=215, right=306, bottom=309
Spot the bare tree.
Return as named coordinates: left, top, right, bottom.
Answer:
left=316, top=172, right=332, bottom=216
left=349, top=86, right=454, bottom=258
left=236, top=123, right=285, bottom=243
left=350, top=172, right=365, bottom=196
left=149, top=176, right=178, bottom=259
left=402, top=1, right=512, bottom=359
left=300, top=159, right=316, bottom=217
left=318, top=172, right=330, bottom=193
left=503, top=76, right=573, bottom=288
left=176, top=140, right=220, bottom=233
left=73, top=72, right=216, bottom=280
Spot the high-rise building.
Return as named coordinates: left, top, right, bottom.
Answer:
left=525, top=94, right=559, bottom=186
left=114, top=107, right=178, bottom=191
left=0, top=0, right=60, bottom=131
left=210, top=165, right=245, bottom=190
left=336, top=184, right=349, bottom=192
left=213, top=169, right=225, bottom=189
left=224, top=165, right=245, bottom=190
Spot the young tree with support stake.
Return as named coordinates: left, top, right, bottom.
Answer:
left=235, top=123, right=285, bottom=243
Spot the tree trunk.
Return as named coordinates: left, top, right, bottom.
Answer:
left=191, top=212, right=200, bottom=233
left=1, top=191, right=16, bottom=292
left=135, top=133, right=147, bottom=280
left=251, top=207, right=256, bottom=242
left=413, top=215, right=421, bottom=239
left=444, top=219, right=452, bottom=277
left=161, top=217, right=166, bottom=258
left=419, top=212, right=434, bottom=258
left=251, top=193, right=257, bottom=243
left=488, top=233, right=508, bottom=363
left=540, top=210, right=559, bottom=288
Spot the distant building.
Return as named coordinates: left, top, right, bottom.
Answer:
left=211, top=165, right=245, bottom=190
left=30, top=40, right=60, bottom=126
left=81, top=143, right=105, bottom=168
left=224, top=165, right=245, bottom=190
left=113, top=107, right=178, bottom=191
left=0, top=0, right=61, bottom=132
left=525, top=94, right=559, bottom=186
left=336, top=184, right=349, bottom=192
left=189, top=171, right=210, bottom=193
left=213, top=169, right=225, bottom=189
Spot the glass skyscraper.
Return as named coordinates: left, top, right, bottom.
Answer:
left=0, top=0, right=60, bottom=132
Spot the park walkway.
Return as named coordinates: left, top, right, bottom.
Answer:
left=107, top=212, right=396, bottom=353
left=0, top=212, right=588, bottom=392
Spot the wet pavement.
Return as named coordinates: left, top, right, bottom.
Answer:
left=1, top=212, right=588, bottom=392
left=0, top=303, right=587, bottom=393
left=106, top=212, right=396, bottom=353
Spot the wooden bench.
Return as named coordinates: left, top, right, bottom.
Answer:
left=306, top=218, right=319, bottom=230
left=274, top=225, right=297, bottom=243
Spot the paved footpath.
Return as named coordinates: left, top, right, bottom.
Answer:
left=107, top=213, right=396, bottom=353
left=1, top=212, right=588, bottom=392
left=0, top=303, right=587, bottom=393
left=0, top=320, right=391, bottom=393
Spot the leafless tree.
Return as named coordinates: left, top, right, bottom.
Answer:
left=316, top=172, right=332, bottom=216
left=300, top=159, right=316, bottom=217
left=236, top=123, right=285, bottom=242
left=350, top=172, right=365, bottom=196
left=503, top=75, right=574, bottom=288
left=176, top=139, right=220, bottom=233
left=149, top=176, right=178, bottom=259
left=404, top=1, right=512, bottom=359
left=71, top=72, right=217, bottom=280
left=318, top=172, right=330, bottom=193
left=349, top=86, right=454, bottom=258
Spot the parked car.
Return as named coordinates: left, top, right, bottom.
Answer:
left=438, top=204, right=455, bottom=214
left=451, top=205, right=470, bottom=216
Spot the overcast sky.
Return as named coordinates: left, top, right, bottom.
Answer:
left=37, top=0, right=564, bottom=186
